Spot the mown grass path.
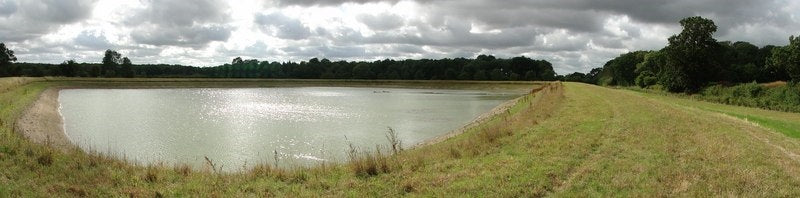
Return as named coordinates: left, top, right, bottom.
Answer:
left=539, top=83, right=800, bottom=196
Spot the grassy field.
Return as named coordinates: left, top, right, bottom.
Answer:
left=1, top=78, right=800, bottom=196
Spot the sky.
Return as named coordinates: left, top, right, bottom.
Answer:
left=0, top=0, right=798, bottom=74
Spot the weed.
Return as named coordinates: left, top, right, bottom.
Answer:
left=347, top=143, right=393, bottom=177
left=448, top=147, right=462, bottom=159
left=204, top=156, right=222, bottom=174
left=37, top=151, right=53, bottom=166
left=144, top=166, right=158, bottom=183
left=66, top=186, right=87, bottom=197
left=386, top=127, right=402, bottom=155
left=174, top=164, right=191, bottom=176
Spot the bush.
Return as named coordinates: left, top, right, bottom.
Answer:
left=635, top=71, right=658, bottom=88
left=698, top=82, right=800, bottom=112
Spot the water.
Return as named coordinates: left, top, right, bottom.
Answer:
left=59, top=87, right=519, bottom=170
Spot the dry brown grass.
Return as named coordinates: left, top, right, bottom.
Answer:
left=761, top=81, right=787, bottom=88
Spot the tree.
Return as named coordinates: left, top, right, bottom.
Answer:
left=768, top=35, right=800, bottom=82
left=489, top=69, right=505, bottom=80
left=634, top=51, right=666, bottom=87
left=598, top=51, right=648, bottom=86
left=662, top=16, right=720, bottom=92
left=102, top=49, right=122, bottom=77
left=59, top=60, right=78, bottom=77
left=352, top=62, right=374, bottom=79
left=586, top=67, right=604, bottom=84
left=232, top=57, right=243, bottom=65
left=121, top=57, right=134, bottom=78
left=0, top=43, right=16, bottom=65
left=0, top=43, right=17, bottom=76
left=563, top=72, right=587, bottom=82
left=473, top=70, right=488, bottom=80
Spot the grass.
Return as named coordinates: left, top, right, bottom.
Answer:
left=1, top=78, right=800, bottom=196
left=626, top=86, right=800, bottom=139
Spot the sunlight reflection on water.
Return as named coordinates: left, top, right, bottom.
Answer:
left=59, top=87, right=517, bottom=171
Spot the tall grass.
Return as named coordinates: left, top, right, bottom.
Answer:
left=346, top=128, right=400, bottom=177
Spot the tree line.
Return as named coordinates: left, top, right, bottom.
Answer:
left=0, top=47, right=558, bottom=81
left=565, top=16, right=800, bottom=93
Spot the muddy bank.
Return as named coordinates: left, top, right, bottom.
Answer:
left=15, top=88, right=72, bottom=150
left=413, top=95, right=524, bottom=148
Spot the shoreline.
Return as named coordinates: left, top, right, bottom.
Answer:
left=413, top=95, right=525, bottom=148
left=15, top=87, right=73, bottom=151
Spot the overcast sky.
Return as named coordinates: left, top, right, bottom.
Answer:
left=1, top=0, right=798, bottom=74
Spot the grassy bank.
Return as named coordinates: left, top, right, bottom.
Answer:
left=2, top=78, right=800, bottom=196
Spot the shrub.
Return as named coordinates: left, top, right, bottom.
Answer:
left=698, top=82, right=800, bottom=112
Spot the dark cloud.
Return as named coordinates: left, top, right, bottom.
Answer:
left=273, top=0, right=406, bottom=7
left=3, top=0, right=799, bottom=74
left=0, top=0, right=97, bottom=41
left=360, top=19, right=541, bottom=49
left=254, top=12, right=313, bottom=40
left=126, top=0, right=232, bottom=48
left=0, top=0, right=17, bottom=16
left=274, top=0, right=795, bottom=43
left=131, top=25, right=231, bottom=48
left=356, top=12, right=404, bottom=31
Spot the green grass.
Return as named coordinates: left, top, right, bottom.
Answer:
left=1, top=78, right=800, bottom=196
left=712, top=111, right=800, bottom=138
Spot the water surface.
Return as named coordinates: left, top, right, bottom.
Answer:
left=59, top=87, right=518, bottom=170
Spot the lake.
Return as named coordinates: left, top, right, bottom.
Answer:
left=59, top=87, right=519, bottom=170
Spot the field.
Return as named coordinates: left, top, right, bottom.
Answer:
left=1, top=78, right=799, bottom=196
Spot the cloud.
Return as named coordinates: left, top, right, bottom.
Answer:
left=356, top=12, right=404, bottom=31
left=74, top=30, right=113, bottom=49
left=0, top=0, right=17, bottom=16
left=0, top=0, right=98, bottom=41
left=273, top=0, right=406, bottom=7
left=130, top=25, right=231, bottom=48
left=254, top=12, right=313, bottom=40
left=126, top=0, right=233, bottom=48
left=2, top=0, right=799, bottom=74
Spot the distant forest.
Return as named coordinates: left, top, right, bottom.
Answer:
left=0, top=44, right=557, bottom=81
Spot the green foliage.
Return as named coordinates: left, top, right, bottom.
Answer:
left=598, top=51, right=649, bottom=86
left=0, top=43, right=17, bottom=77
left=59, top=60, right=79, bottom=77
left=561, top=67, right=603, bottom=84
left=634, top=51, right=666, bottom=87
left=635, top=70, right=658, bottom=88
left=1, top=54, right=557, bottom=81
left=699, top=82, right=800, bottom=112
left=656, top=62, right=690, bottom=92
left=768, top=36, right=800, bottom=82
left=101, top=49, right=122, bottom=77
left=662, top=16, right=720, bottom=92
left=351, top=63, right=374, bottom=79
left=120, top=57, right=134, bottom=78
left=0, top=43, right=16, bottom=65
